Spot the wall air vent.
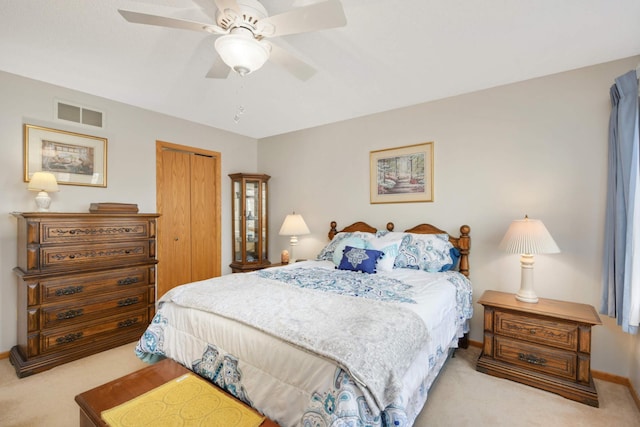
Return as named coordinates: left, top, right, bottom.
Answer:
left=55, top=100, right=105, bottom=128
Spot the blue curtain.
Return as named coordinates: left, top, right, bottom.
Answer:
left=601, top=70, right=640, bottom=334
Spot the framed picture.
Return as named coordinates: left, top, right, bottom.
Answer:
left=370, top=142, right=433, bottom=204
left=24, top=124, right=107, bottom=187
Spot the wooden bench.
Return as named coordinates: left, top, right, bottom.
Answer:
left=75, top=358, right=279, bottom=427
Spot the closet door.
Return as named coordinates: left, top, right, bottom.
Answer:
left=156, top=142, right=221, bottom=299
left=190, top=153, right=217, bottom=281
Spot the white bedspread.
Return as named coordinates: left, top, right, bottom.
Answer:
left=136, top=260, right=473, bottom=427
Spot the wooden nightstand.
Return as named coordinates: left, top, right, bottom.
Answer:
left=476, top=290, right=602, bottom=407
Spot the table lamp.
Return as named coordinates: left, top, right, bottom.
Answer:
left=28, top=172, right=59, bottom=212
left=279, top=212, right=310, bottom=263
left=499, top=215, right=560, bottom=303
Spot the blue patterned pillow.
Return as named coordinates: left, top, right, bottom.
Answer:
left=394, top=233, right=454, bottom=272
left=440, top=247, right=461, bottom=272
left=331, top=236, right=369, bottom=266
left=316, top=232, right=375, bottom=262
left=337, top=246, right=384, bottom=274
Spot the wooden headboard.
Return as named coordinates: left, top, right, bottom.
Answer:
left=328, top=221, right=471, bottom=277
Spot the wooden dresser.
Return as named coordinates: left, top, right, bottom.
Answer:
left=10, top=212, right=159, bottom=377
left=476, top=290, right=602, bottom=407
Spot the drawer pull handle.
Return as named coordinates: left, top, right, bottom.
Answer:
left=57, top=309, right=84, bottom=320
left=68, top=255, right=76, bottom=259
left=518, top=353, right=547, bottom=366
left=118, top=318, right=139, bottom=328
left=56, top=332, right=83, bottom=344
left=55, top=286, right=84, bottom=296
left=118, top=277, right=139, bottom=286
left=118, top=297, right=140, bottom=307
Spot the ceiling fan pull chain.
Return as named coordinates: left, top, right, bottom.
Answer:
left=234, top=83, right=246, bottom=123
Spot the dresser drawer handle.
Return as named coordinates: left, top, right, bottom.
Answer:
left=55, top=286, right=84, bottom=296
left=118, top=318, right=139, bottom=328
left=518, top=353, right=547, bottom=366
left=68, top=254, right=76, bottom=259
left=118, top=297, right=140, bottom=307
left=56, top=332, right=83, bottom=344
left=530, top=329, right=536, bottom=334
left=118, top=277, right=140, bottom=286
left=56, top=309, right=84, bottom=320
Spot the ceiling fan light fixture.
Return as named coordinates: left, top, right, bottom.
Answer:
left=215, top=31, right=270, bottom=76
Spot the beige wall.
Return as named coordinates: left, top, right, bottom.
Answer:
left=259, top=56, right=640, bottom=383
left=2, top=56, right=640, bottom=393
left=0, top=71, right=258, bottom=353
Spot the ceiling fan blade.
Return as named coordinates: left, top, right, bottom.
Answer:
left=268, top=43, right=316, bottom=81
left=118, top=9, right=226, bottom=34
left=258, top=0, right=347, bottom=37
left=213, top=0, right=242, bottom=15
left=205, top=58, right=231, bottom=79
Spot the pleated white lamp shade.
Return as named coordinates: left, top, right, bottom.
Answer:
left=499, top=216, right=560, bottom=255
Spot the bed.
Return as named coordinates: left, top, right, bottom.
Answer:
left=135, top=221, right=472, bottom=427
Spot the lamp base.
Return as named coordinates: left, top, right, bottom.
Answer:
left=515, top=291, right=539, bottom=304
left=34, top=191, right=51, bottom=212
left=516, top=254, right=538, bottom=303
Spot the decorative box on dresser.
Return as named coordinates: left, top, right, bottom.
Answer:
left=10, top=212, right=159, bottom=378
left=476, top=290, right=602, bottom=407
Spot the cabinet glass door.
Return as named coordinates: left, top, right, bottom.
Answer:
left=233, top=180, right=242, bottom=263
left=245, top=179, right=259, bottom=262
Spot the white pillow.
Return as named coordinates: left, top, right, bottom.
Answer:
left=367, top=237, right=403, bottom=272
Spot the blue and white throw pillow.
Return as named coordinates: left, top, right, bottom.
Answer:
left=366, top=237, right=403, bottom=272
left=394, top=233, right=454, bottom=272
left=316, top=232, right=375, bottom=264
left=337, top=246, right=384, bottom=274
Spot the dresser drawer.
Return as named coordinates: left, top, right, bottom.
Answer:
left=40, top=309, right=149, bottom=355
left=39, top=241, right=152, bottom=271
left=40, top=288, right=149, bottom=330
left=495, top=310, right=578, bottom=351
left=38, top=266, right=152, bottom=304
left=38, top=218, right=153, bottom=245
left=495, top=335, right=577, bottom=380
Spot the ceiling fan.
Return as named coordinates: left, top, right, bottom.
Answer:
left=118, top=0, right=347, bottom=81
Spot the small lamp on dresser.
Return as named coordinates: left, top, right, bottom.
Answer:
left=279, top=212, right=310, bottom=263
left=28, top=171, right=59, bottom=212
left=499, top=215, right=560, bottom=303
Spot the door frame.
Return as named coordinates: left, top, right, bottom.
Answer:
left=156, top=141, right=222, bottom=284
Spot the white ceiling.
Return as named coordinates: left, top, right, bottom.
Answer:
left=1, top=0, right=639, bottom=139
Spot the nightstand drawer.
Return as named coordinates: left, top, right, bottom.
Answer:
left=495, top=335, right=577, bottom=380
left=495, top=310, right=578, bottom=351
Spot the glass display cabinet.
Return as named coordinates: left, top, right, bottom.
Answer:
left=229, top=173, right=271, bottom=272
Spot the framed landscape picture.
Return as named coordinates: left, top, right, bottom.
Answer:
left=370, top=142, right=433, bottom=204
left=24, top=124, right=107, bottom=187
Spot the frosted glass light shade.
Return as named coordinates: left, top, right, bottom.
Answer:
left=499, top=216, right=560, bottom=304
left=215, top=30, right=270, bottom=76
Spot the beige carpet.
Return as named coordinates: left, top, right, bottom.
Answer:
left=0, top=343, right=639, bottom=426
